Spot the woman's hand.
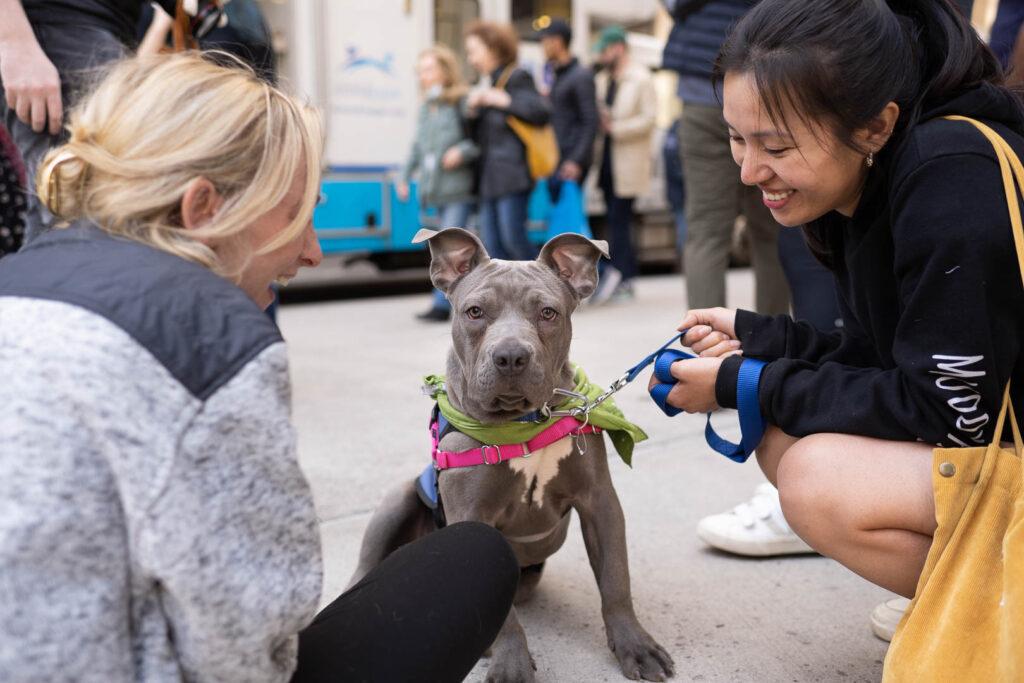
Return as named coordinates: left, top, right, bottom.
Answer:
left=679, top=307, right=741, bottom=357
left=1, top=40, right=62, bottom=135
left=647, top=356, right=725, bottom=413
left=441, top=147, right=462, bottom=170
left=468, top=87, right=511, bottom=111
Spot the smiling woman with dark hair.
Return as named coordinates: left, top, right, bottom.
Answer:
left=651, top=0, right=1024, bottom=661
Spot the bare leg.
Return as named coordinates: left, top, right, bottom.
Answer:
left=753, top=425, right=798, bottom=486
left=755, top=429, right=936, bottom=597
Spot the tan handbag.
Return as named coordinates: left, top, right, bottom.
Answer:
left=882, top=115, right=1024, bottom=681
left=494, top=67, right=558, bottom=180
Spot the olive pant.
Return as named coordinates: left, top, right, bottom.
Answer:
left=679, top=102, right=790, bottom=314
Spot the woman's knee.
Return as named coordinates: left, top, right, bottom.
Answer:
left=444, top=522, right=519, bottom=588
left=774, top=435, right=844, bottom=534
left=755, top=425, right=797, bottom=486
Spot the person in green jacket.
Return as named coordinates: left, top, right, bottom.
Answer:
left=397, top=44, right=478, bottom=321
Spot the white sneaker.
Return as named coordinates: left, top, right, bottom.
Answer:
left=696, top=482, right=817, bottom=556
left=587, top=266, right=622, bottom=305
left=870, top=597, right=911, bottom=642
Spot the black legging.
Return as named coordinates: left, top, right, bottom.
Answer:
left=292, top=522, right=519, bottom=683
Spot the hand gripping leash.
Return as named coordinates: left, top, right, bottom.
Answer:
left=636, top=332, right=769, bottom=463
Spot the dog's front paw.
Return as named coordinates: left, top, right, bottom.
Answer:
left=483, top=650, right=537, bottom=683
left=607, top=620, right=675, bottom=681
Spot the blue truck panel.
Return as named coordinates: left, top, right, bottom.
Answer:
left=312, top=172, right=552, bottom=259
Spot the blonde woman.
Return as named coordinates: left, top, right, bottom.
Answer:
left=0, top=53, right=516, bottom=682
left=397, top=44, right=478, bottom=321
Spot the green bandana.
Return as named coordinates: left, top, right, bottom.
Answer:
left=423, top=363, right=648, bottom=466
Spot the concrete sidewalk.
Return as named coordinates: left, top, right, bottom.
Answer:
left=278, top=268, right=891, bottom=683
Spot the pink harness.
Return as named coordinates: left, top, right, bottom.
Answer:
left=431, top=415, right=602, bottom=470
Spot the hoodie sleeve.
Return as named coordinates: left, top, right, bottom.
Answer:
left=138, top=343, right=323, bottom=682
left=743, top=150, right=1024, bottom=446
left=733, top=305, right=880, bottom=367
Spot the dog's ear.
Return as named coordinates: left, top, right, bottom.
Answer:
left=538, top=233, right=609, bottom=300
left=413, top=227, right=490, bottom=294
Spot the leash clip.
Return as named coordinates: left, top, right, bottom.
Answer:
left=610, top=371, right=631, bottom=392
left=553, top=387, right=591, bottom=417
left=537, top=387, right=593, bottom=420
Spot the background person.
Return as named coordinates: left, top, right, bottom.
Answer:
left=538, top=18, right=598, bottom=203
left=0, top=53, right=517, bottom=682
left=653, top=0, right=1024, bottom=644
left=0, top=0, right=194, bottom=248
left=397, top=44, right=478, bottom=322
left=138, top=0, right=278, bottom=84
left=662, top=116, right=687, bottom=258
left=589, top=25, right=656, bottom=304
left=660, top=0, right=790, bottom=315
left=464, top=19, right=550, bottom=261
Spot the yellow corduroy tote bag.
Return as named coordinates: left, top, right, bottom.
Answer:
left=883, top=116, right=1024, bottom=681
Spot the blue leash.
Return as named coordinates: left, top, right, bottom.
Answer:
left=630, top=332, right=768, bottom=463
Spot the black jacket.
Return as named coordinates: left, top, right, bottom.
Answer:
left=471, top=65, right=550, bottom=200
left=548, top=58, right=598, bottom=173
left=660, top=0, right=756, bottom=81
left=716, top=82, right=1024, bottom=447
left=21, top=0, right=177, bottom=46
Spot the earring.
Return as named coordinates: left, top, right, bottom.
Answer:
left=866, top=151, right=875, bottom=168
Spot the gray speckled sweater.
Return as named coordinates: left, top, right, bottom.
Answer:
left=0, top=224, right=322, bottom=682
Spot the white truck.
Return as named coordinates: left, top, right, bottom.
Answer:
left=257, top=0, right=678, bottom=281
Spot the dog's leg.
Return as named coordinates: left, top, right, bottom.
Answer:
left=346, top=479, right=436, bottom=589
left=576, top=467, right=675, bottom=681
left=514, top=562, right=545, bottom=605
left=482, top=606, right=537, bottom=683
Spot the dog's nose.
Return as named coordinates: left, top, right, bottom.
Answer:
left=492, top=343, right=531, bottom=375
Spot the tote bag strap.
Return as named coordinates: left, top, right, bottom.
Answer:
left=494, top=65, right=514, bottom=91
left=943, top=116, right=1024, bottom=287
left=944, top=115, right=1024, bottom=455
left=991, top=381, right=1023, bottom=456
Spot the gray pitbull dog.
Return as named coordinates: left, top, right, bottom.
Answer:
left=349, top=227, right=674, bottom=682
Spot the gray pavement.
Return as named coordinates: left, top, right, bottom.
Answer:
left=278, top=268, right=891, bottom=683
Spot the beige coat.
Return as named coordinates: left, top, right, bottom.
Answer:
left=594, top=60, right=657, bottom=198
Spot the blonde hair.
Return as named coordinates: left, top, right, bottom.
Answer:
left=420, top=44, right=467, bottom=103
left=37, top=52, right=323, bottom=272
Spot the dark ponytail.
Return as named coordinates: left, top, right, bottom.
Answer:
left=713, top=0, right=1011, bottom=264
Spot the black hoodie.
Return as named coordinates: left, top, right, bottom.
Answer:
left=716, top=82, right=1024, bottom=448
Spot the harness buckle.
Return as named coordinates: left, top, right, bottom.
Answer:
left=481, top=445, right=502, bottom=465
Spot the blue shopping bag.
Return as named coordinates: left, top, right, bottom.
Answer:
left=545, top=180, right=593, bottom=241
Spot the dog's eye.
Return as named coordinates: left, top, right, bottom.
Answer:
left=539, top=307, right=558, bottom=321
left=466, top=306, right=484, bottom=320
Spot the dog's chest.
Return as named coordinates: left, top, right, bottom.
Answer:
left=507, top=435, right=575, bottom=508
